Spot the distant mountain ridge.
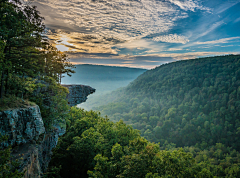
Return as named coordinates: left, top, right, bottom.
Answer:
left=62, top=64, right=147, bottom=83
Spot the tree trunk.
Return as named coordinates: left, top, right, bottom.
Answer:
left=60, top=73, right=62, bottom=84
left=0, top=69, right=5, bottom=98
left=5, top=68, right=9, bottom=95
left=0, top=47, right=7, bottom=98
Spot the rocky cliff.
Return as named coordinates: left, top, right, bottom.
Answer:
left=62, top=84, right=95, bottom=106
left=0, top=105, right=52, bottom=177
left=0, top=84, right=95, bottom=177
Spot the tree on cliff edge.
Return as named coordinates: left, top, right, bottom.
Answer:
left=0, top=0, right=75, bottom=98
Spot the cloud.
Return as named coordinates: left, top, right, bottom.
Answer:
left=195, top=37, right=240, bottom=44
left=66, top=51, right=239, bottom=69
left=153, top=34, right=189, bottom=44
left=234, top=17, right=240, bottom=23
left=167, top=48, right=183, bottom=51
left=196, top=21, right=225, bottom=39
left=47, top=30, right=122, bottom=54
left=32, top=0, right=211, bottom=53
left=145, top=49, right=159, bottom=53
left=169, top=0, right=211, bottom=12
left=35, top=0, right=182, bottom=41
left=116, top=39, right=163, bottom=52
left=215, top=1, right=240, bottom=14
left=29, top=0, right=239, bottom=70
left=68, top=54, right=176, bottom=69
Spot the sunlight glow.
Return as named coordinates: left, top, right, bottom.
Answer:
left=56, top=45, right=69, bottom=52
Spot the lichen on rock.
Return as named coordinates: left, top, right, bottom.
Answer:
left=0, top=105, right=66, bottom=177
left=0, top=105, right=45, bottom=147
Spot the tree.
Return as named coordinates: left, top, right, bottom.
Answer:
left=0, top=0, right=75, bottom=98
left=0, top=0, right=44, bottom=98
left=0, top=135, right=24, bottom=178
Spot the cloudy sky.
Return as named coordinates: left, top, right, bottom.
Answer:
left=32, top=0, right=240, bottom=69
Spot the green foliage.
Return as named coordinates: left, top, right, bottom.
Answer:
left=0, top=0, right=75, bottom=99
left=0, top=135, right=24, bottom=178
left=48, top=107, right=140, bottom=178
left=87, top=55, right=240, bottom=177
left=0, top=1, right=74, bottom=176
left=95, top=55, right=240, bottom=151
left=180, top=143, right=240, bottom=177
left=43, top=166, right=62, bottom=178
left=0, top=95, right=35, bottom=112
left=0, top=0, right=73, bottom=128
left=48, top=108, right=212, bottom=178
left=29, top=76, right=70, bottom=128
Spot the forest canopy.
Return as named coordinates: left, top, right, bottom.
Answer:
left=94, top=55, right=240, bottom=151
left=47, top=107, right=240, bottom=178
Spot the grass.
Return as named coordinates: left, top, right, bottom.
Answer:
left=0, top=95, right=36, bottom=112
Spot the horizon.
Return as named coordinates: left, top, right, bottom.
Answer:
left=71, top=63, right=148, bottom=69
left=31, top=0, right=240, bottom=69
left=71, top=54, right=240, bottom=69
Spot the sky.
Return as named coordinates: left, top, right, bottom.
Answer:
left=31, top=0, right=240, bottom=69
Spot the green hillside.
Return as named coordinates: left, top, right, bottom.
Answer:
left=48, top=107, right=240, bottom=178
left=94, top=55, right=240, bottom=150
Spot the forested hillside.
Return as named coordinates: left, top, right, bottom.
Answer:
left=94, top=55, right=240, bottom=151
left=47, top=107, right=240, bottom=178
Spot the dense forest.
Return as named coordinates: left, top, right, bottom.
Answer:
left=94, top=55, right=240, bottom=150
left=46, top=55, right=240, bottom=178
left=46, top=107, right=240, bottom=178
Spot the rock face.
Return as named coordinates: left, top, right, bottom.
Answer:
left=62, top=84, right=96, bottom=106
left=0, top=106, right=45, bottom=147
left=0, top=85, right=95, bottom=177
left=0, top=105, right=63, bottom=177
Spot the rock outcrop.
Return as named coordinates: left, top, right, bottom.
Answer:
left=0, top=106, right=45, bottom=147
left=0, top=105, right=63, bottom=177
left=62, top=84, right=96, bottom=106
left=0, top=84, right=95, bottom=177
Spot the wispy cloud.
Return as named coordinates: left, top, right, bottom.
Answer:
left=196, top=20, right=225, bottom=39
left=215, top=1, right=240, bottom=14
left=234, top=17, right=240, bottom=23
left=195, top=37, right=240, bottom=44
left=167, top=48, right=183, bottom=51
left=67, top=51, right=239, bottom=69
